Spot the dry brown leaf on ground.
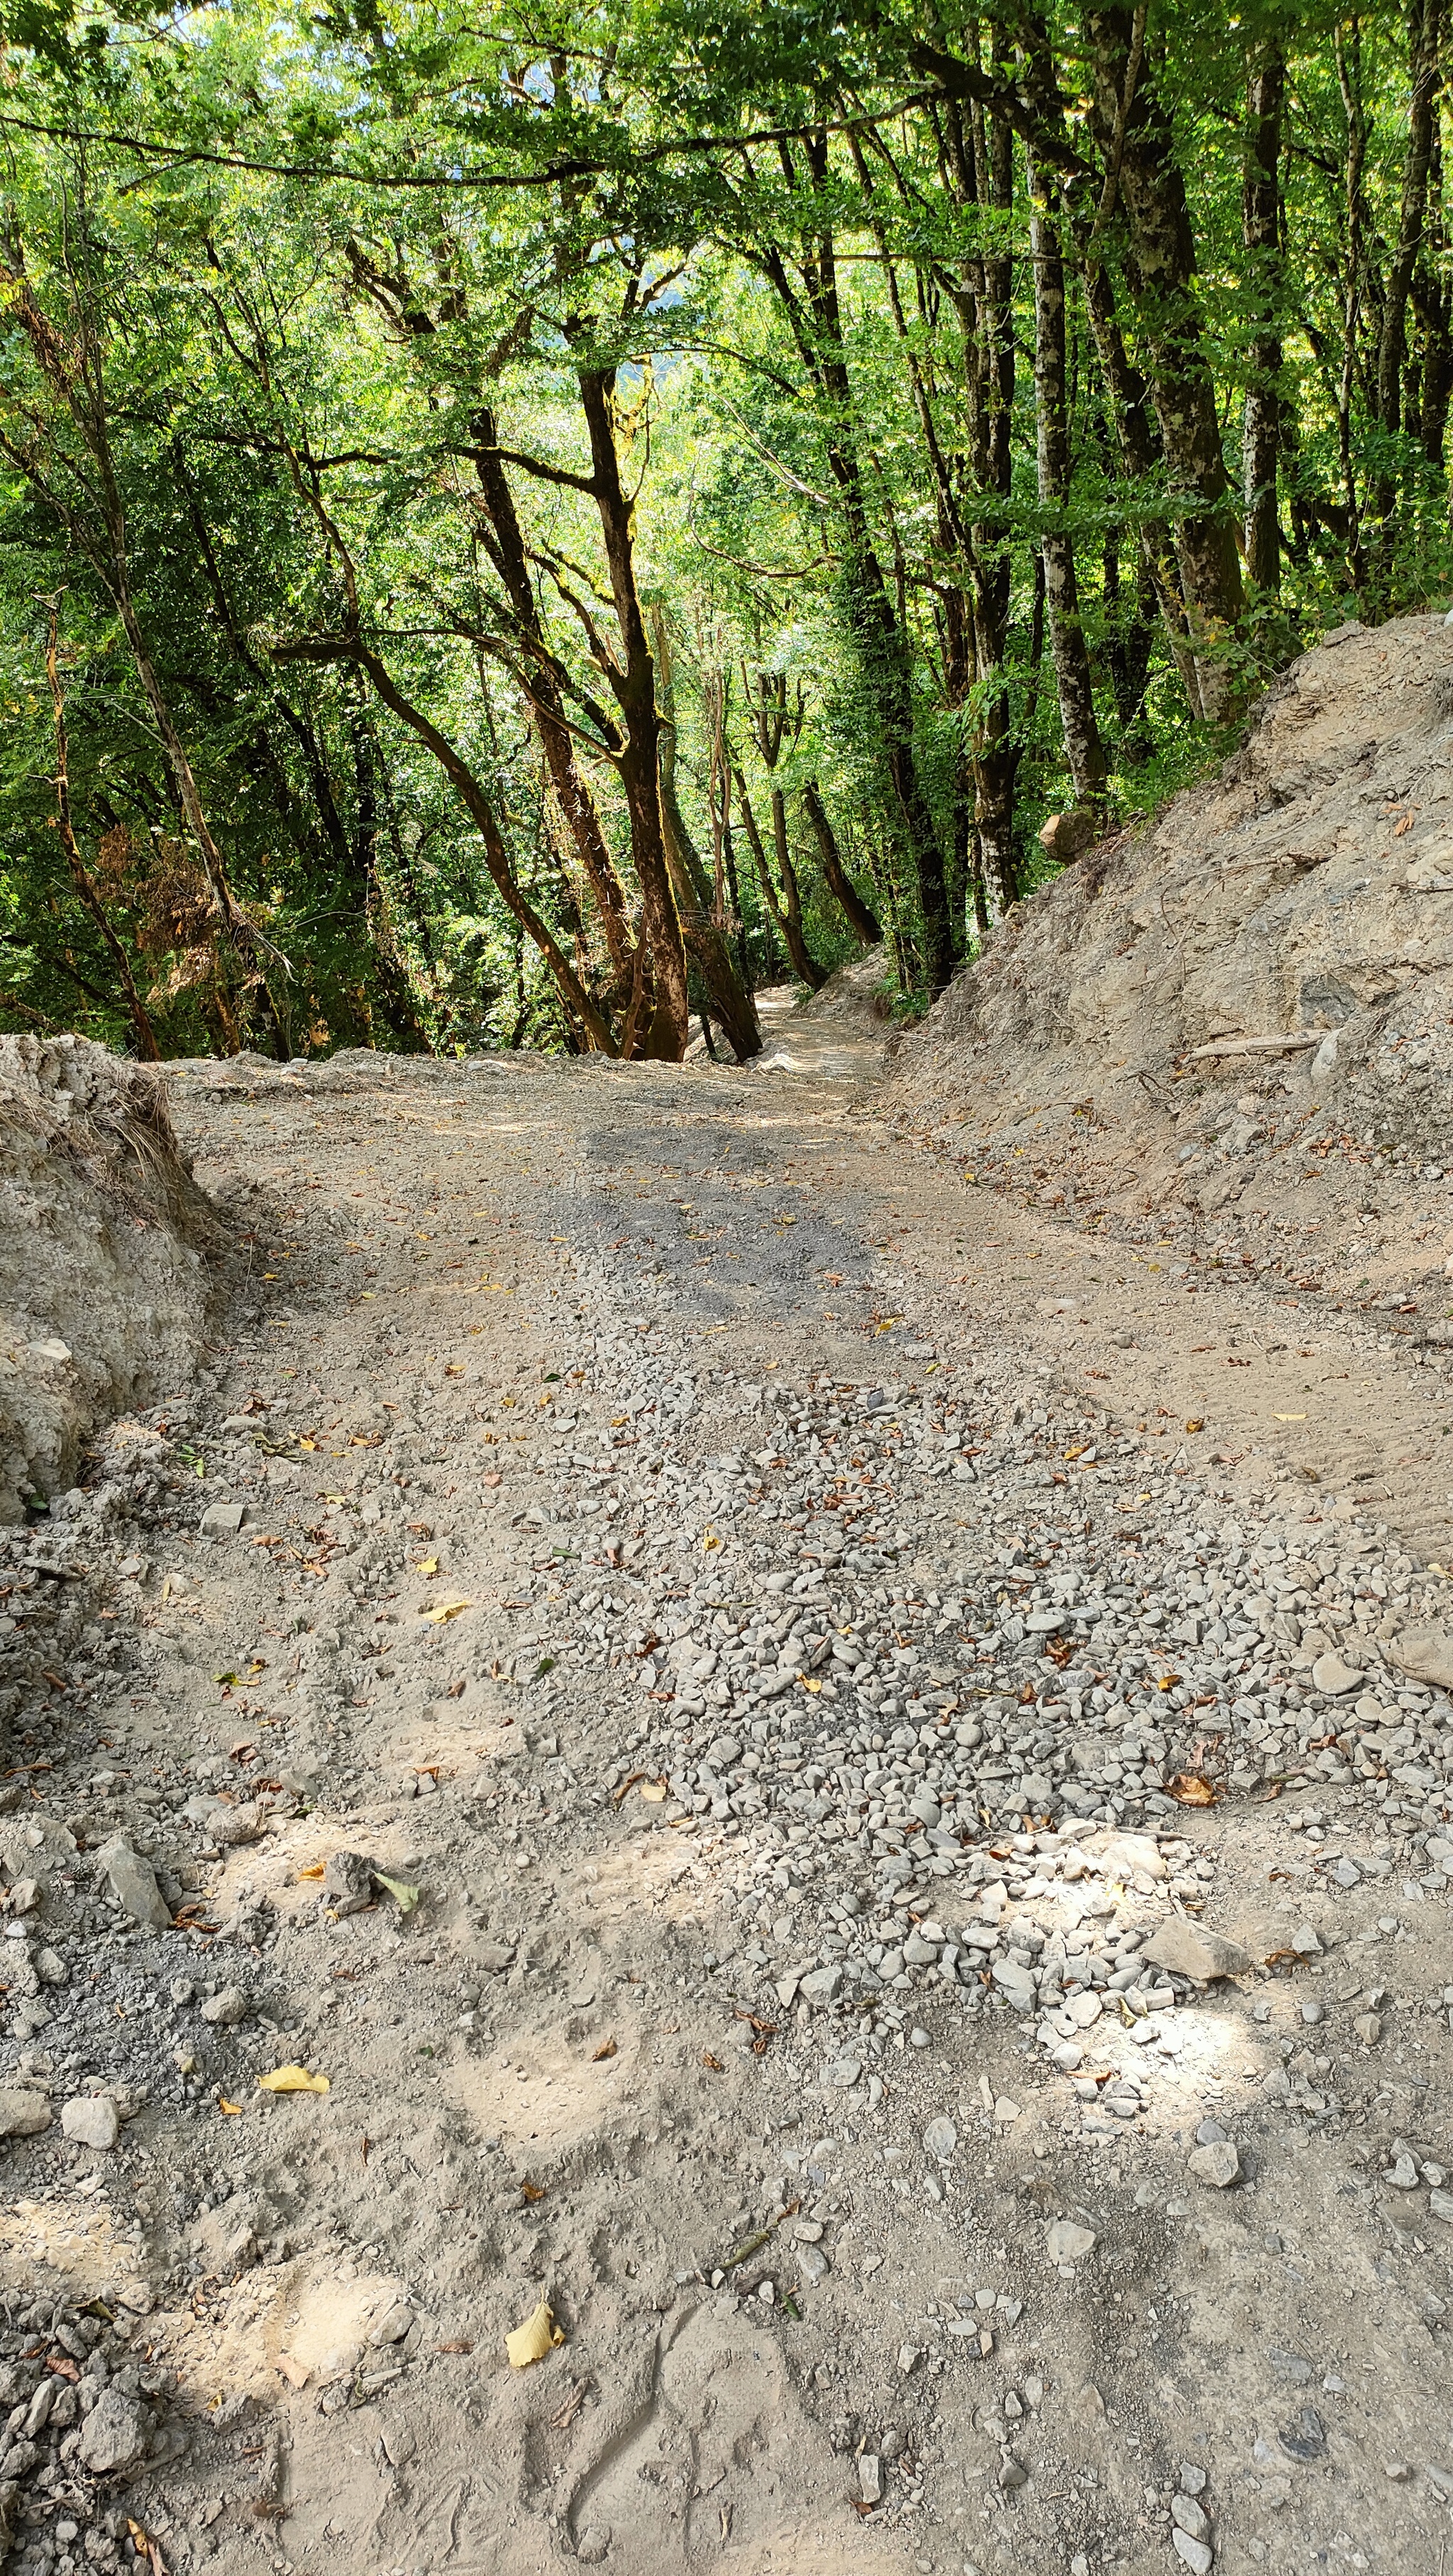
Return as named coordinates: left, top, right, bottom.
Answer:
left=1166, top=1773, right=1217, bottom=1806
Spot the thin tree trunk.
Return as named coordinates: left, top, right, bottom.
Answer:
left=649, top=609, right=763, bottom=1058
left=964, top=82, right=1020, bottom=914
left=348, top=702, right=433, bottom=1049
left=802, top=783, right=882, bottom=944
left=1027, top=145, right=1109, bottom=808
left=756, top=150, right=954, bottom=990
left=1336, top=26, right=1373, bottom=603
left=1242, top=39, right=1286, bottom=596
left=1414, top=209, right=1453, bottom=465
left=734, top=773, right=825, bottom=988
left=44, top=614, right=160, bottom=1062
left=276, top=636, right=616, bottom=1053
left=574, top=366, right=689, bottom=1061
left=1377, top=0, right=1444, bottom=440
left=1081, top=257, right=1203, bottom=711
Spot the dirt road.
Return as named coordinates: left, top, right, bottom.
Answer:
left=6, top=1027, right=1453, bottom=2576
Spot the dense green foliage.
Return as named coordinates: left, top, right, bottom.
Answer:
left=0, top=0, right=1447, bottom=1058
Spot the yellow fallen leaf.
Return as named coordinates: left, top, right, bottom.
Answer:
left=324, top=1491, right=346, bottom=1504
left=800, top=1676, right=822, bottom=1693
left=218, top=2096, right=241, bottom=2116
left=639, top=1780, right=668, bottom=1803
left=1184, top=1419, right=1204, bottom=1434
left=373, top=1870, right=420, bottom=1913
left=297, top=1864, right=326, bottom=1881
left=425, top=1598, right=473, bottom=1624
left=701, top=1527, right=721, bottom=1552
left=416, top=1555, right=439, bottom=1575
left=259, top=2065, right=330, bottom=2095
left=506, top=2299, right=564, bottom=2369
left=1274, top=1413, right=1307, bottom=1422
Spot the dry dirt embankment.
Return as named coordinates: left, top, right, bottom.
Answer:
left=0, top=1037, right=219, bottom=1526
left=889, top=612, right=1453, bottom=1557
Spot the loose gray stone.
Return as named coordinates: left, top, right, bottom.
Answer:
left=824, top=2055, right=862, bottom=2089
left=1046, top=2219, right=1096, bottom=2264
left=1311, top=1652, right=1361, bottom=1696
left=0, top=2090, right=50, bottom=2138
left=200, top=1986, right=248, bottom=2026
left=1171, top=2494, right=1210, bottom=2543
left=1278, top=2406, right=1327, bottom=2462
left=101, top=1842, right=171, bottom=1930
left=77, top=2387, right=148, bottom=2475
left=1188, top=2140, right=1241, bottom=2189
left=923, top=2116, right=958, bottom=2160
left=576, top=2526, right=612, bottom=2567
left=61, top=2096, right=119, bottom=2151
left=1140, top=1920, right=1251, bottom=1981
left=369, top=2304, right=414, bottom=2347
left=857, top=2455, right=883, bottom=2506
left=1171, top=2535, right=1212, bottom=2576
left=1394, top=1630, right=1453, bottom=1691
left=799, top=1964, right=843, bottom=2005
left=199, top=1501, right=247, bottom=1536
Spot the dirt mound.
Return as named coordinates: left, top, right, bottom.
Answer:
left=0, top=1036, right=220, bottom=1520
left=890, top=612, right=1453, bottom=1327
left=791, top=944, right=891, bottom=1031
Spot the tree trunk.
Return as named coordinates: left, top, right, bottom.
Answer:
left=1335, top=25, right=1374, bottom=604
left=961, top=82, right=1021, bottom=915
left=1374, top=0, right=1444, bottom=538
left=1378, top=0, right=1444, bottom=431
left=1088, top=5, right=1244, bottom=714
left=574, top=366, right=689, bottom=1061
left=734, top=774, right=825, bottom=989
left=649, top=609, right=763, bottom=1059
left=277, top=636, right=616, bottom=1053
left=1027, top=146, right=1110, bottom=809
left=1242, top=40, right=1286, bottom=596
left=802, top=783, right=882, bottom=944
left=347, top=702, right=433, bottom=1049
left=1080, top=257, right=1205, bottom=712
left=44, top=614, right=160, bottom=1063
left=470, top=407, right=635, bottom=979
left=756, top=156, right=954, bottom=992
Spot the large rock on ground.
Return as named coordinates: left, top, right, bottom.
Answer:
left=1140, top=1920, right=1252, bottom=1981
left=77, top=2387, right=148, bottom=2475
left=0, top=2090, right=50, bottom=2137
left=99, top=1839, right=172, bottom=1930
